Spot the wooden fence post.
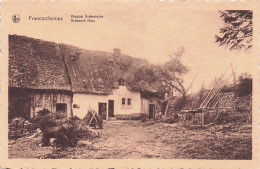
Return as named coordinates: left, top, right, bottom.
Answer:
left=201, top=111, right=205, bottom=126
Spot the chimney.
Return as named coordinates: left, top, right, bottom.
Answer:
left=113, top=48, right=121, bottom=57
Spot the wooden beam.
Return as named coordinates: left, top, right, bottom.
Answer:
left=201, top=111, right=205, bottom=126
left=164, top=100, right=169, bottom=117
left=230, top=63, right=236, bottom=86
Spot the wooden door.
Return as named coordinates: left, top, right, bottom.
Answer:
left=149, top=104, right=155, bottom=119
left=108, top=100, right=114, bottom=117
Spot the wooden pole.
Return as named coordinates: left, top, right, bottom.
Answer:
left=200, top=67, right=229, bottom=108
left=191, top=83, right=194, bottom=109
left=201, top=111, right=205, bottom=126
left=230, top=63, right=236, bottom=86
left=203, top=80, right=224, bottom=108
left=204, top=71, right=234, bottom=108
left=164, top=100, right=169, bottom=117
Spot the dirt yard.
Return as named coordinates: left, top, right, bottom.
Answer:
left=9, top=116, right=252, bottom=159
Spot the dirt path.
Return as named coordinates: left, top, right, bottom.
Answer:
left=9, top=118, right=252, bottom=159
left=91, top=121, right=178, bottom=159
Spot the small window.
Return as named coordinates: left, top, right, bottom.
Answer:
left=127, top=98, right=131, bottom=105
left=56, top=103, right=67, bottom=112
left=122, top=98, right=126, bottom=105
left=73, top=104, right=80, bottom=109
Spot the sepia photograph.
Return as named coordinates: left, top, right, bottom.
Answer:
left=5, top=4, right=253, bottom=161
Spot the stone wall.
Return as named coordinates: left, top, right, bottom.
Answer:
left=216, top=92, right=252, bottom=113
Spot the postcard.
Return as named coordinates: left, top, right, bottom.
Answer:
left=0, top=0, right=259, bottom=168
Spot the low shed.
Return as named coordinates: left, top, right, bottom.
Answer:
left=8, top=35, right=72, bottom=120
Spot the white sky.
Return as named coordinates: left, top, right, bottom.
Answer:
left=4, top=1, right=253, bottom=93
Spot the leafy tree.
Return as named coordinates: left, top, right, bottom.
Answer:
left=129, top=47, right=188, bottom=98
left=215, top=10, right=252, bottom=51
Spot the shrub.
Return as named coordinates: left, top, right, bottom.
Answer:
left=221, top=85, right=235, bottom=93
left=235, top=73, right=252, bottom=97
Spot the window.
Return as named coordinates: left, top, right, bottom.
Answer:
left=73, top=104, right=80, bottom=109
left=122, top=98, right=132, bottom=109
left=56, top=103, right=67, bottom=112
left=127, top=98, right=131, bottom=105
left=122, top=98, right=126, bottom=105
left=119, top=79, right=125, bottom=86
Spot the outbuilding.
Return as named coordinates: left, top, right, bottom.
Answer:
left=9, top=35, right=73, bottom=120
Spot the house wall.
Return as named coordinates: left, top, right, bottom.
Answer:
left=72, top=86, right=141, bottom=119
left=72, top=93, right=109, bottom=119
left=9, top=87, right=72, bottom=120
left=110, top=86, right=141, bottom=115
left=30, top=91, right=72, bottom=118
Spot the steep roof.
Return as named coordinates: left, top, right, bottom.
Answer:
left=9, top=35, right=168, bottom=95
left=60, top=44, right=148, bottom=94
left=9, top=35, right=71, bottom=91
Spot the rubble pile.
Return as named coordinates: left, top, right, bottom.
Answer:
left=9, top=109, right=100, bottom=151
left=9, top=117, right=37, bottom=139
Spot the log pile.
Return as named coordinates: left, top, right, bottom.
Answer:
left=9, top=117, right=37, bottom=139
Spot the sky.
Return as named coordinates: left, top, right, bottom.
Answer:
left=4, top=1, right=253, bottom=93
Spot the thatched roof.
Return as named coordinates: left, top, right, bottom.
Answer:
left=60, top=44, right=148, bottom=94
left=9, top=34, right=175, bottom=95
left=9, top=35, right=71, bottom=91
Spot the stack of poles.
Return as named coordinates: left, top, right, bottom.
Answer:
left=199, top=67, right=235, bottom=125
left=199, top=67, right=229, bottom=109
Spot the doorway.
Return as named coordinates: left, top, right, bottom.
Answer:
left=149, top=104, right=155, bottom=119
left=108, top=100, right=114, bottom=117
left=98, top=103, right=107, bottom=120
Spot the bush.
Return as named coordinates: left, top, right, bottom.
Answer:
left=221, top=85, right=235, bottom=93
left=235, top=73, right=252, bottom=97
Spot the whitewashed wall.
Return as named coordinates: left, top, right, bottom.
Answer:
left=72, top=86, right=141, bottom=119
left=72, top=93, right=108, bottom=119
left=109, top=86, right=141, bottom=115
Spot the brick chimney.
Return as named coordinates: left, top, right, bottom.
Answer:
left=113, top=48, right=121, bottom=57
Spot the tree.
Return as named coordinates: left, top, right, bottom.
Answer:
left=215, top=10, right=252, bottom=51
left=129, top=47, right=188, bottom=98
left=235, top=73, right=252, bottom=97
